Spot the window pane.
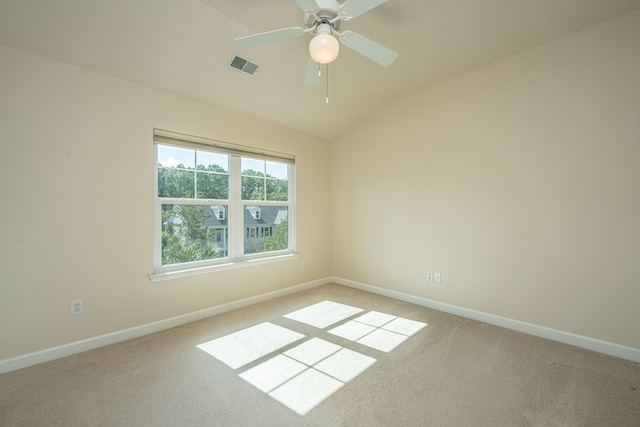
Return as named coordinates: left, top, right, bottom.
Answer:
left=197, top=151, right=228, bottom=173
left=241, top=158, right=289, bottom=201
left=161, top=204, right=228, bottom=265
left=242, top=158, right=264, bottom=201
left=158, top=167, right=195, bottom=198
left=158, top=145, right=231, bottom=200
left=241, top=158, right=264, bottom=175
left=158, top=145, right=195, bottom=169
left=242, top=176, right=265, bottom=201
left=197, top=171, right=229, bottom=199
left=266, top=161, right=287, bottom=179
left=244, top=206, right=288, bottom=255
left=265, top=177, right=288, bottom=201
left=158, top=145, right=196, bottom=198
left=195, top=151, right=229, bottom=199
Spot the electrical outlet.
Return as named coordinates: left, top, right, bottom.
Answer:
left=434, top=272, right=441, bottom=283
left=426, top=272, right=434, bottom=282
left=70, top=299, right=84, bottom=316
left=301, top=260, right=307, bottom=269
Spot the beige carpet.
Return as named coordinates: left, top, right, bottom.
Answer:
left=1, top=284, right=639, bottom=426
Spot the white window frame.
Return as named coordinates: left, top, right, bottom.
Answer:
left=150, top=129, right=296, bottom=282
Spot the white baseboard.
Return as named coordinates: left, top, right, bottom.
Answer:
left=331, top=276, right=640, bottom=363
left=4, top=276, right=638, bottom=374
left=0, top=277, right=331, bottom=375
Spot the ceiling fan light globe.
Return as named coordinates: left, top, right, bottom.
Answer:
left=309, top=33, right=339, bottom=64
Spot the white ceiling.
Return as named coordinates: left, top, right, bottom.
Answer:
left=1, top=0, right=640, bottom=140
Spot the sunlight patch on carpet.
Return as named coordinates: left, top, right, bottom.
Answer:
left=357, top=328, right=409, bottom=352
left=198, top=301, right=427, bottom=416
left=382, top=317, right=427, bottom=335
left=196, top=322, right=304, bottom=369
left=327, top=320, right=376, bottom=341
left=238, top=354, right=307, bottom=393
left=269, top=368, right=344, bottom=416
left=283, top=300, right=364, bottom=328
left=314, top=348, right=376, bottom=382
left=284, top=337, right=341, bottom=365
left=239, top=337, right=377, bottom=415
left=328, top=311, right=427, bottom=353
left=354, top=310, right=397, bottom=327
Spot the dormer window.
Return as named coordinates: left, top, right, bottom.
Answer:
left=211, top=206, right=225, bottom=221
left=247, top=206, right=261, bottom=220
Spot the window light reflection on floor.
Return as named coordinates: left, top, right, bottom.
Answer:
left=197, top=301, right=427, bottom=415
left=329, top=311, right=427, bottom=352
left=196, top=322, right=304, bottom=369
left=241, top=338, right=376, bottom=415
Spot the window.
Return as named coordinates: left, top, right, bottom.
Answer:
left=153, top=129, right=295, bottom=276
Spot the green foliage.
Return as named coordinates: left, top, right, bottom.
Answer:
left=244, top=236, right=267, bottom=255
left=159, top=164, right=287, bottom=201
left=174, top=205, right=212, bottom=241
left=158, top=157, right=289, bottom=264
left=162, top=232, right=221, bottom=265
left=241, top=169, right=288, bottom=201
left=158, top=167, right=195, bottom=198
left=263, top=220, right=288, bottom=252
left=158, top=163, right=228, bottom=199
left=161, top=205, right=222, bottom=265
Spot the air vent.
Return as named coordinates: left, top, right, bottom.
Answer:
left=228, top=54, right=260, bottom=76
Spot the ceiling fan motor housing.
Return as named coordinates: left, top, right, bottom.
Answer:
left=305, top=0, right=343, bottom=32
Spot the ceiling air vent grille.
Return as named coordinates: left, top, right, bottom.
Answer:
left=228, top=54, right=260, bottom=76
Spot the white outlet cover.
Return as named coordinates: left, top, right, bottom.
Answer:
left=70, top=299, right=84, bottom=316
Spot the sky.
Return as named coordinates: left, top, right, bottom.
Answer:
left=157, top=144, right=288, bottom=179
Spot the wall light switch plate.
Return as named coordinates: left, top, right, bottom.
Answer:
left=434, top=272, right=441, bottom=283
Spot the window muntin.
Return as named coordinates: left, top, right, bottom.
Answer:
left=155, top=142, right=293, bottom=274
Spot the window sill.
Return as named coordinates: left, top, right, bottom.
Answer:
left=148, top=253, right=299, bottom=283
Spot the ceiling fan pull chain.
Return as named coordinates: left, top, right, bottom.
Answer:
left=326, top=64, right=330, bottom=104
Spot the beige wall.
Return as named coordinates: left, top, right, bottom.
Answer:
left=332, top=11, right=640, bottom=349
left=0, top=46, right=332, bottom=360
left=2, top=10, right=639, bottom=363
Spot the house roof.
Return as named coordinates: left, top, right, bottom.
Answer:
left=244, top=206, right=288, bottom=227
left=186, top=205, right=287, bottom=227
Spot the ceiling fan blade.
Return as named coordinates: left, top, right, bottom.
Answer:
left=304, top=58, right=321, bottom=86
left=341, top=0, right=388, bottom=19
left=294, top=0, right=319, bottom=14
left=235, top=26, right=305, bottom=49
left=340, top=30, right=398, bottom=67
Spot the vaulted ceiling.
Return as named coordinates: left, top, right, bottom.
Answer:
left=2, top=0, right=639, bottom=140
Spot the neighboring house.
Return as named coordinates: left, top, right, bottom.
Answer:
left=243, top=206, right=288, bottom=254
left=244, top=206, right=287, bottom=239
left=169, top=205, right=287, bottom=257
left=203, top=206, right=229, bottom=256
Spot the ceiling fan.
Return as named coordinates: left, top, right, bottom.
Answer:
left=234, top=0, right=398, bottom=86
